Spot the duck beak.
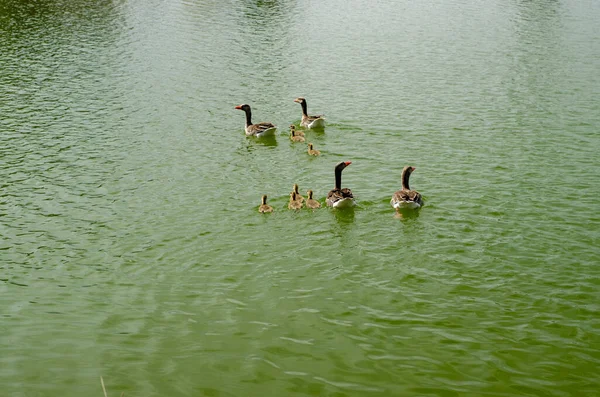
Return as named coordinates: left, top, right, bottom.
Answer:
left=234, top=105, right=242, bottom=110
left=345, top=161, right=352, bottom=166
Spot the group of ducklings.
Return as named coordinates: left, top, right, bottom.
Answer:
left=259, top=163, right=423, bottom=214
left=237, top=97, right=424, bottom=214
left=235, top=97, right=324, bottom=156
left=290, top=125, right=321, bottom=156
left=258, top=184, right=321, bottom=213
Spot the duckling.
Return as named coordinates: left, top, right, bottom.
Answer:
left=292, top=183, right=305, bottom=203
left=290, top=127, right=305, bottom=143
left=258, top=194, right=273, bottom=213
left=290, top=124, right=304, bottom=137
left=288, top=191, right=303, bottom=210
left=306, top=190, right=321, bottom=209
left=307, top=143, right=321, bottom=156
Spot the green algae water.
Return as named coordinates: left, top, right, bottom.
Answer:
left=1, top=0, right=599, bottom=395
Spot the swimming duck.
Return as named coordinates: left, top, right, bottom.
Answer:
left=258, top=195, right=273, bottom=213
left=306, top=190, right=321, bottom=209
left=326, top=161, right=355, bottom=208
left=288, top=191, right=303, bottom=210
left=307, top=143, right=321, bottom=156
left=234, top=104, right=277, bottom=137
left=290, top=127, right=305, bottom=143
left=290, top=124, right=304, bottom=137
left=294, top=97, right=325, bottom=129
left=391, top=166, right=423, bottom=209
left=292, top=183, right=305, bottom=203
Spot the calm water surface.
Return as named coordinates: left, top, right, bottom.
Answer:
left=1, top=0, right=599, bottom=395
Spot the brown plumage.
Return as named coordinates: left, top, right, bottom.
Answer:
left=292, top=183, right=305, bottom=203
left=307, top=143, right=321, bottom=156
left=294, top=97, right=325, bottom=129
left=391, top=166, right=423, bottom=209
left=306, top=190, right=321, bottom=209
left=326, top=161, right=355, bottom=208
left=290, top=127, right=305, bottom=143
left=290, top=124, right=304, bottom=137
left=288, top=191, right=303, bottom=210
left=235, top=104, right=277, bottom=137
left=258, top=195, right=273, bottom=213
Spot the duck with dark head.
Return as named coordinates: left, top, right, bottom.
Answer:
left=326, top=161, right=355, bottom=208
left=293, top=97, right=325, bottom=129
left=234, top=104, right=277, bottom=137
left=391, top=166, right=423, bottom=209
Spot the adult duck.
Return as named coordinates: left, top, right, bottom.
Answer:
left=234, top=104, right=277, bottom=137
left=326, top=161, right=355, bottom=208
left=293, top=97, right=325, bottom=129
left=391, top=166, right=423, bottom=209
left=258, top=195, right=273, bottom=213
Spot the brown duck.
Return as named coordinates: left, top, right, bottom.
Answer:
left=293, top=97, right=325, bottom=129
left=288, top=191, right=303, bottom=210
left=234, top=104, right=276, bottom=137
left=258, top=195, right=273, bottom=213
left=391, top=166, right=423, bottom=209
left=307, top=143, right=321, bottom=156
left=326, top=161, right=355, bottom=208
left=306, top=190, right=321, bottom=209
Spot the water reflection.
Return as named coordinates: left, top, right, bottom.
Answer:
left=248, top=135, right=279, bottom=147
left=509, top=0, right=563, bottom=93
left=394, top=208, right=421, bottom=221
left=235, top=136, right=279, bottom=157
left=0, top=0, right=124, bottom=35
left=230, top=0, right=295, bottom=105
left=514, top=0, right=561, bottom=28
left=332, top=207, right=355, bottom=225
left=238, top=0, right=294, bottom=18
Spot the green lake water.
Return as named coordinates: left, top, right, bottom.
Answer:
left=1, top=0, right=599, bottom=395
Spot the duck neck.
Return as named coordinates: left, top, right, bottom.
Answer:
left=261, top=196, right=267, bottom=205
left=300, top=101, right=308, bottom=117
left=335, top=168, right=342, bottom=190
left=244, top=108, right=252, bottom=127
left=401, top=170, right=411, bottom=190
